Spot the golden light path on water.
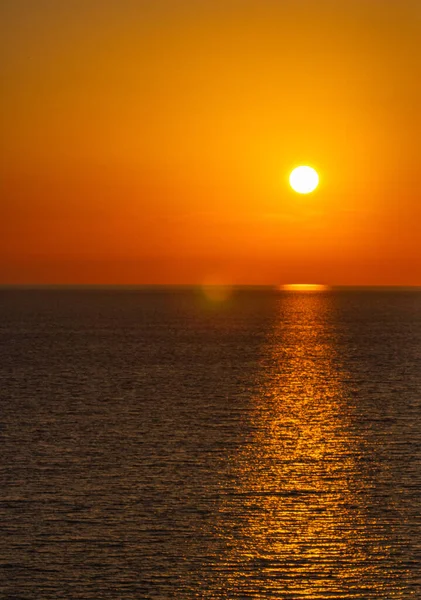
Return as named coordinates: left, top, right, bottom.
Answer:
left=207, top=292, right=406, bottom=598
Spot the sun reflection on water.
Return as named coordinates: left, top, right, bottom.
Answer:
left=209, top=293, right=406, bottom=598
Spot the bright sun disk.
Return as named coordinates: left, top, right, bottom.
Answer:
left=289, top=166, right=319, bottom=194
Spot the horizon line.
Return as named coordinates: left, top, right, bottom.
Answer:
left=1, top=284, right=421, bottom=291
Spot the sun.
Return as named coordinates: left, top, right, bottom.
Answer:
left=289, top=166, right=319, bottom=194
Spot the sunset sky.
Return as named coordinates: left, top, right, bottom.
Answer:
left=2, top=0, right=420, bottom=285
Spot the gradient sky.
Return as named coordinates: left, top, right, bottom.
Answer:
left=2, top=0, right=420, bottom=285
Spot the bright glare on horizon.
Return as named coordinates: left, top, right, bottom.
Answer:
left=282, top=284, right=329, bottom=291
left=289, top=166, right=319, bottom=194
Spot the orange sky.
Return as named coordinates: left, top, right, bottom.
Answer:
left=1, top=0, right=420, bottom=285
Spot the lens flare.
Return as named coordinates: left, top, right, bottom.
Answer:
left=201, top=276, right=233, bottom=303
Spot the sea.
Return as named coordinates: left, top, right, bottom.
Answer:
left=0, top=287, right=420, bottom=599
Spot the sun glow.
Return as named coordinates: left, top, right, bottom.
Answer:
left=289, top=166, right=319, bottom=194
left=281, top=284, right=329, bottom=292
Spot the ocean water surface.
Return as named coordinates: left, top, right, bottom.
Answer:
left=0, top=287, right=420, bottom=598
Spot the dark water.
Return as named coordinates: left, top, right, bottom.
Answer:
left=0, top=288, right=420, bottom=599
